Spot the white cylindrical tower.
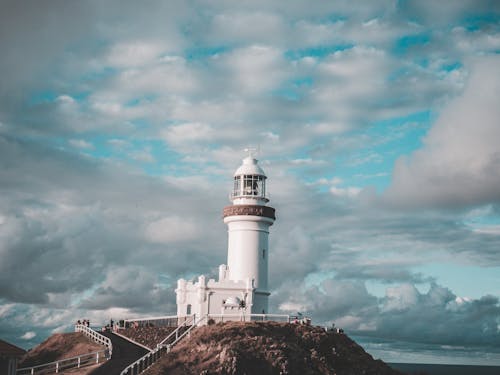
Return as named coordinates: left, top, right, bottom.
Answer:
left=223, top=155, right=276, bottom=314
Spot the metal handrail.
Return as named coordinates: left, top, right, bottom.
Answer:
left=125, top=314, right=178, bottom=321
left=165, top=315, right=205, bottom=349
left=123, top=314, right=179, bottom=327
left=120, top=315, right=206, bottom=375
left=158, top=314, right=196, bottom=347
left=204, top=313, right=290, bottom=323
left=16, top=349, right=108, bottom=374
left=75, top=324, right=113, bottom=357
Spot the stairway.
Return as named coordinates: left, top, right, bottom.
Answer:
left=89, top=331, right=149, bottom=375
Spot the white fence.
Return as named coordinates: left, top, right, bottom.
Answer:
left=75, top=324, right=113, bottom=356
left=123, top=315, right=180, bottom=328
left=205, top=313, right=291, bottom=323
left=16, top=325, right=112, bottom=375
left=16, top=349, right=108, bottom=375
left=123, top=313, right=291, bottom=328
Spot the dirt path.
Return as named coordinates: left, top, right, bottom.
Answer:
left=89, top=331, right=149, bottom=375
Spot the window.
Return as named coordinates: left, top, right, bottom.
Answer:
left=262, top=249, right=266, bottom=259
left=186, top=304, right=191, bottom=315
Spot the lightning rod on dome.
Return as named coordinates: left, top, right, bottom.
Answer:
left=244, top=145, right=260, bottom=159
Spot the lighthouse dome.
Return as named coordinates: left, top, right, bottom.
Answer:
left=234, top=157, right=266, bottom=177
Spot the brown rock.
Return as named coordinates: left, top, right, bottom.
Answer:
left=145, top=321, right=403, bottom=375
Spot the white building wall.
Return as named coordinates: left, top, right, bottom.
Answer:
left=176, top=275, right=254, bottom=318
left=225, top=215, right=273, bottom=291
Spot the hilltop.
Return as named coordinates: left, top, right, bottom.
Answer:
left=19, top=332, right=104, bottom=368
left=145, top=321, right=403, bottom=375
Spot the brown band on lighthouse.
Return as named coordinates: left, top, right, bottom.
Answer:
left=223, top=205, right=276, bottom=220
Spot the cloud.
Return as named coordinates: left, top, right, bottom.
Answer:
left=21, top=331, right=36, bottom=340
left=276, top=278, right=500, bottom=346
left=399, top=0, right=500, bottom=27
left=105, top=41, right=166, bottom=68
left=0, top=135, right=227, bottom=307
left=209, top=12, right=286, bottom=45
left=161, top=122, right=215, bottom=146
left=0, top=0, right=499, bottom=362
left=220, top=45, right=288, bottom=94
left=69, top=139, right=94, bottom=150
left=387, top=56, right=500, bottom=208
left=131, top=148, right=155, bottom=163
left=145, top=216, right=200, bottom=243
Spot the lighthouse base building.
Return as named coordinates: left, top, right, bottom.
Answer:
left=176, top=155, right=276, bottom=318
left=175, top=267, right=266, bottom=317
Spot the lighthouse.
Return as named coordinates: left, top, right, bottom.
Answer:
left=223, top=156, right=276, bottom=313
left=175, top=153, right=276, bottom=317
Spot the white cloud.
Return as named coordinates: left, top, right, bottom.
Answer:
left=108, top=139, right=130, bottom=149
left=56, top=95, right=76, bottom=104
left=293, top=19, right=344, bottom=47
left=21, top=331, right=36, bottom=340
left=69, top=139, right=94, bottom=150
left=161, top=122, right=215, bottom=146
left=290, top=158, right=326, bottom=166
left=221, top=45, right=288, bottom=94
left=330, top=186, right=362, bottom=198
left=1, top=0, right=500, bottom=359
left=131, top=148, right=155, bottom=163
left=278, top=302, right=308, bottom=312
left=388, top=56, right=500, bottom=207
left=209, top=12, right=286, bottom=45
left=382, top=284, right=419, bottom=312
left=260, top=131, right=280, bottom=142
left=145, top=216, right=199, bottom=243
left=106, top=41, right=165, bottom=68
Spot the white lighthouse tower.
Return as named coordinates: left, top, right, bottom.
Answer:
left=223, top=155, right=276, bottom=313
left=175, top=153, right=276, bottom=317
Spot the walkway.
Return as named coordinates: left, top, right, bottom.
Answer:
left=89, top=331, right=149, bottom=375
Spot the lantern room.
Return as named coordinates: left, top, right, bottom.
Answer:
left=231, top=156, right=269, bottom=204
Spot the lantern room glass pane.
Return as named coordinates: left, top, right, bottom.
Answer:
left=234, top=175, right=266, bottom=198
left=233, top=176, right=241, bottom=197
left=243, top=175, right=254, bottom=195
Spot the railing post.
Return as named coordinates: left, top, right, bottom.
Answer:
left=56, top=361, right=59, bottom=373
left=78, top=356, right=81, bottom=368
left=96, top=351, right=99, bottom=364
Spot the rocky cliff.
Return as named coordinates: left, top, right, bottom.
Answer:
left=146, top=321, right=402, bottom=375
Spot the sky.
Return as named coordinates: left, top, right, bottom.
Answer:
left=0, top=0, right=500, bottom=366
